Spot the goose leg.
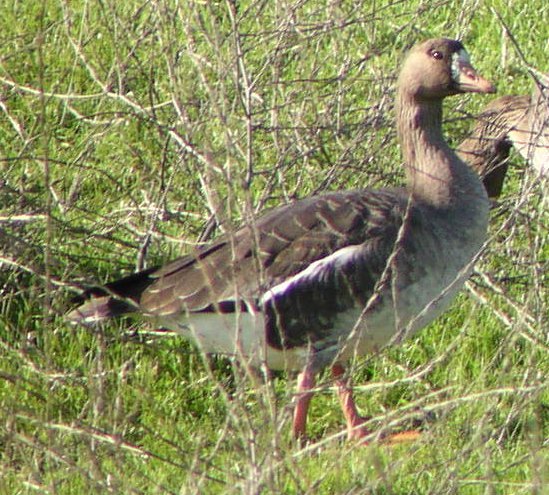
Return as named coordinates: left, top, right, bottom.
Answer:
left=332, top=363, right=422, bottom=444
left=332, top=363, right=370, bottom=440
left=292, top=366, right=315, bottom=442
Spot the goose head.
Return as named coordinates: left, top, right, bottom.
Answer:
left=398, top=38, right=496, bottom=100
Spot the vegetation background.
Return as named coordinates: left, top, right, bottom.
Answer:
left=0, top=0, right=547, bottom=493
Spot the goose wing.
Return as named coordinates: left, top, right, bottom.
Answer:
left=140, top=190, right=405, bottom=321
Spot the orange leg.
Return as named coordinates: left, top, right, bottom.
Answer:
left=332, top=363, right=421, bottom=444
left=332, top=363, right=370, bottom=440
left=292, top=367, right=316, bottom=442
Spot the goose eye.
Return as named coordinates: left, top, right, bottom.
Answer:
left=431, top=50, right=444, bottom=60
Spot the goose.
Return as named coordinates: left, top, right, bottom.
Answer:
left=458, top=73, right=548, bottom=198
left=512, top=73, right=548, bottom=175
left=67, top=38, right=495, bottom=442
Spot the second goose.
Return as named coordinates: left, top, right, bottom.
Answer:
left=459, top=73, right=548, bottom=197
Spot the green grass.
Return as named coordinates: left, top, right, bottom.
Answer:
left=1, top=0, right=547, bottom=493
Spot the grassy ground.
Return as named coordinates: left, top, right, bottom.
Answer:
left=0, top=0, right=547, bottom=493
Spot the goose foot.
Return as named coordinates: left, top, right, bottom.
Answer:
left=346, top=418, right=421, bottom=444
left=332, top=363, right=421, bottom=444
left=292, top=363, right=422, bottom=446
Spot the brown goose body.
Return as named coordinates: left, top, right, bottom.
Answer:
left=458, top=73, right=548, bottom=198
left=68, top=39, right=494, bottom=440
left=513, top=74, right=549, bottom=175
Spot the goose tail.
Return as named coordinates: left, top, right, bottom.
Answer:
left=66, top=267, right=157, bottom=324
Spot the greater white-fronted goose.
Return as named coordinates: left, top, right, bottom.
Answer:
left=458, top=73, right=548, bottom=198
left=512, top=73, right=549, bottom=175
left=68, top=39, right=495, bottom=442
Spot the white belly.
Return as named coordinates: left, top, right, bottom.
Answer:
left=155, top=311, right=311, bottom=371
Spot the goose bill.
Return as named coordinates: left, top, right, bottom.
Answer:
left=452, top=49, right=495, bottom=94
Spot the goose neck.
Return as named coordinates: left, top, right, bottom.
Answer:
left=396, top=93, right=486, bottom=207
